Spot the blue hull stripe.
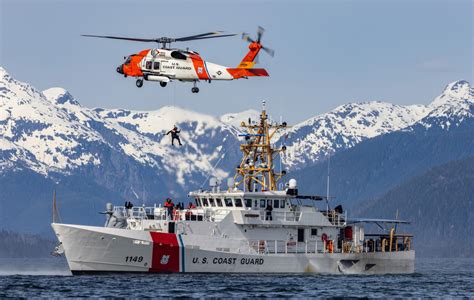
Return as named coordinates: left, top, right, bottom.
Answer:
left=178, top=234, right=185, bottom=273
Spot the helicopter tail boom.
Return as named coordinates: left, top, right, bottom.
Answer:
left=237, top=42, right=262, bottom=69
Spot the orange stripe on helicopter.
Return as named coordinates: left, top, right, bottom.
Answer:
left=189, top=54, right=210, bottom=80
left=226, top=68, right=269, bottom=79
left=123, top=49, right=149, bottom=77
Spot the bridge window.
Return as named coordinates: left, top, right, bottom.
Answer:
left=216, top=198, right=223, bottom=207
left=194, top=197, right=201, bottom=207
left=202, top=198, right=209, bottom=207
left=235, top=198, right=243, bottom=207
left=273, top=199, right=280, bottom=208
left=224, top=198, right=233, bottom=207
left=260, top=199, right=266, bottom=208
left=171, top=51, right=187, bottom=60
left=311, top=228, right=318, bottom=236
left=244, top=199, right=252, bottom=208
left=280, top=200, right=286, bottom=208
left=209, top=198, right=216, bottom=207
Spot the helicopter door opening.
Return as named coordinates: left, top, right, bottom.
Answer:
left=153, top=61, right=161, bottom=74
left=145, top=60, right=152, bottom=70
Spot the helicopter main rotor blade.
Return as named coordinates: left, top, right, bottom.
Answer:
left=81, top=34, right=158, bottom=43
left=176, top=33, right=237, bottom=42
left=175, top=31, right=224, bottom=41
left=82, top=32, right=236, bottom=44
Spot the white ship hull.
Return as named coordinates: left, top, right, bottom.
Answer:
left=52, top=223, right=415, bottom=275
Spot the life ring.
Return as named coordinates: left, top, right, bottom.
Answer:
left=321, top=233, right=328, bottom=242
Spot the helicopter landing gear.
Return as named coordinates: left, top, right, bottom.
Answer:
left=136, top=79, right=143, bottom=88
left=160, top=82, right=167, bottom=87
left=191, top=81, right=199, bottom=93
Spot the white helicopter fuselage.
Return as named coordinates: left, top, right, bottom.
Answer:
left=118, top=47, right=269, bottom=92
left=141, top=49, right=233, bottom=82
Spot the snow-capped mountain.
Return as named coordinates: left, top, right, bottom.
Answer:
left=279, top=80, right=473, bottom=169
left=279, top=102, right=428, bottom=169
left=94, top=105, right=238, bottom=185
left=220, top=109, right=260, bottom=129
left=0, top=69, right=104, bottom=175
left=0, top=67, right=240, bottom=199
left=291, top=80, right=474, bottom=211
left=419, top=80, right=474, bottom=130
left=1, top=65, right=472, bottom=194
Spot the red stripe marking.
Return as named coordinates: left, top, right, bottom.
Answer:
left=149, top=232, right=180, bottom=273
left=226, top=68, right=269, bottom=79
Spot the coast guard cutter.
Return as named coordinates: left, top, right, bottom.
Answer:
left=52, top=102, right=415, bottom=274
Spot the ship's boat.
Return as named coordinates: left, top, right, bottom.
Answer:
left=52, top=102, right=415, bottom=274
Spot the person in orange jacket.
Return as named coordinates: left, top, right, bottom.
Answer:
left=164, top=198, right=174, bottom=219
left=185, top=202, right=196, bottom=220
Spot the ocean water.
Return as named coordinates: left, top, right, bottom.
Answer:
left=0, top=258, right=472, bottom=298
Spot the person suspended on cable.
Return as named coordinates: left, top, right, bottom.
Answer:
left=166, top=125, right=182, bottom=146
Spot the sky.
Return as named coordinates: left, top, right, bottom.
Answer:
left=1, top=0, right=472, bottom=123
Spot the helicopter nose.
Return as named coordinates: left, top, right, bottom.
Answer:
left=116, top=64, right=124, bottom=74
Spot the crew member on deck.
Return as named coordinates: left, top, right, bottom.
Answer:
left=164, top=198, right=174, bottom=220
left=185, top=202, right=196, bottom=220
left=265, top=202, right=273, bottom=221
left=166, top=126, right=182, bottom=146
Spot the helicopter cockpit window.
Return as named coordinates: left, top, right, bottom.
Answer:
left=125, top=56, right=132, bottom=64
left=170, top=51, right=187, bottom=60
left=146, top=61, right=152, bottom=69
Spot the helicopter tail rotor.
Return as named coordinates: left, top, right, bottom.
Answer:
left=238, top=26, right=274, bottom=68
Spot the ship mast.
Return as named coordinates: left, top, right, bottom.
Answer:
left=233, top=101, right=288, bottom=192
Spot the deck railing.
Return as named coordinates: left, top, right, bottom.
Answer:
left=248, top=240, right=324, bottom=254
left=247, top=237, right=413, bottom=255
left=114, top=206, right=302, bottom=223
left=257, top=210, right=301, bottom=222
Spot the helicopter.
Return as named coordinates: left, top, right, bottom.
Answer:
left=82, top=27, right=274, bottom=93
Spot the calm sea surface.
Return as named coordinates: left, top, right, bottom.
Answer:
left=0, top=258, right=472, bottom=298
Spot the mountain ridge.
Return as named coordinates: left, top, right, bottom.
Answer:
left=355, top=155, right=474, bottom=257
left=1, top=66, right=471, bottom=178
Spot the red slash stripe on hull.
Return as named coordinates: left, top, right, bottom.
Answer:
left=149, top=232, right=180, bottom=273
